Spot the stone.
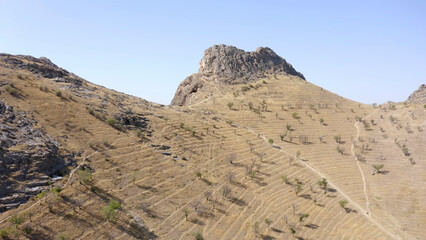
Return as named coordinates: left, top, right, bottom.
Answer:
left=171, top=45, right=305, bottom=106
left=406, top=84, right=426, bottom=104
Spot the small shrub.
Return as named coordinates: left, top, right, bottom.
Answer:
left=268, top=138, right=274, bottom=145
left=78, top=168, right=93, bottom=185
left=334, top=135, right=342, bottom=143
left=5, top=86, right=18, bottom=96
left=109, top=200, right=121, bottom=210
left=22, top=223, right=33, bottom=235
left=299, top=213, right=309, bottom=222
left=87, top=108, right=94, bottom=115
left=241, top=86, right=250, bottom=92
left=339, top=200, right=348, bottom=209
left=336, top=145, right=345, bottom=155
left=36, top=191, right=46, bottom=199
left=105, top=118, right=116, bottom=126
left=227, top=102, right=234, bottom=110
left=101, top=205, right=116, bottom=222
left=55, top=90, right=62, bottom=97
left=248, top=102, right=253, bottom=110
left=372, top=164, right=384, bottom=174
left=9, top=213, right=26, bottom=226
left=56, top=233, right=70, bottom=240
left=193, top=231, right=204, bottom=240
left=0, top=228, right=10, bottom=239
left=292, top=112, right=299, bottom=119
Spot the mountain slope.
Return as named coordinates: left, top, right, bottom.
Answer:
left=0, top=48, right=424, bottom=240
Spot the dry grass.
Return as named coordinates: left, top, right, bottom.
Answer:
left=0, top=64, right=423, bottom=240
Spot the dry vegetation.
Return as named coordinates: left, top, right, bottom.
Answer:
left=0, top=60, right=424, bottom=240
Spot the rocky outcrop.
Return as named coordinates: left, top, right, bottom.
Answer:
left=406, top=84, right=426, bottom=104
left=0, top=53, right=83, bottom=87
left=171, top=45, right=305, bottom=106
left=0, top=101, right=74, bottom=212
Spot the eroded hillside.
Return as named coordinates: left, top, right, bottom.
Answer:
left=0, top=47, right=424, bottom=240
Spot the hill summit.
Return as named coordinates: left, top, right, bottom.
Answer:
left=171, top=45, right=304, bottom=106
left=406, top=84, right=426, bottom=104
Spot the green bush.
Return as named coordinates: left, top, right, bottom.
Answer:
left=36, top=191, right=46, bottom=199
left=56, top=233, right=70, bottom=240
left=5, top=86, right=18, bottom=96
left=55, top=90, right=62, bottom=97
left=101, top=205, right=116, bottom=222
left=241, top=86, right=250, bottom=92
left=109, top=200, right=121, bottom=210
left=9, top=213, right=25, bottom=226
left=105, top=118, right=116, bottom=126
left=78, top=168, right=93, bottom=185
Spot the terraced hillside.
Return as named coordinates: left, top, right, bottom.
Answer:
left=0, top=48, right=424, bottom=240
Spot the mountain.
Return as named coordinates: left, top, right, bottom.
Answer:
left=171, top=45, right=304, bottom=106
left=0, top=47, right=424, bottom=240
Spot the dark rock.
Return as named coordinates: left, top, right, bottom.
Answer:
left=0, top=101, right=74, bottom=213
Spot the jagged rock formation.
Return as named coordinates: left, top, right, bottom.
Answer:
left=406, top=84, right=426, bottom=104
left=171, top=45, right=305, bottom=106
left=0, top=101, right=74, bottom=212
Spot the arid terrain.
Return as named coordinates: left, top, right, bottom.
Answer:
left=0, top=46, right=424, bottom=240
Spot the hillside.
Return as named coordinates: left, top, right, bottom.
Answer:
left=0, top=47, right=424, bottom=240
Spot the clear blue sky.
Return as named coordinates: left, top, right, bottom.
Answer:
left=1, top=0, right=425, bottom=104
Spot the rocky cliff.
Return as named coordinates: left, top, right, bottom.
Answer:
left=0, top=101, right=74, bottom=212
left=406, top=84, right=426, bottom=104
left=171, top=45, right=305, bottom=106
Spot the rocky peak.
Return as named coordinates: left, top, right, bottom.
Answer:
left=406, top=84, right=426, bottom=104
left=171, top=45, right=305, bottom=106
left=198, top=44, right=304, bottom=83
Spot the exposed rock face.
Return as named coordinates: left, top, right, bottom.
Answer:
left=0, top=101, right=74, bottom=212
left=0, top=53, right=83, bottom=87
left=171, top=45, right=305, bottom=106
left=406, top=84, right=426, bottom=104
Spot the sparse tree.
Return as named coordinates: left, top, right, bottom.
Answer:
left=295, top=184, right=302, bottom=196
left=182, top=208, right=189, bottom=220
left=299, top=213, right=309, bottom=222
left=292, top=112, right=299, bottom=119
left=318, top=178, right=328, bottom=194
left=339, top=200, right=348, bottom=209
left=289, top=227, right=296, bottom=236
left=204, top=191, right=212, bottom=201
left=372, top=164, right=384, bottom=174
left=78, top=168, right=93, bottom=185
left=222, top=185, right=231, bottom=199
left=334, top=135, right=342, bottom=143
left=336, top=145, right=345, bottom=155
left=296, top=151, right=301, bottom=159
left=249, top=171, right=256, bottom=180
left=227, top=102, right=234, bottom=110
